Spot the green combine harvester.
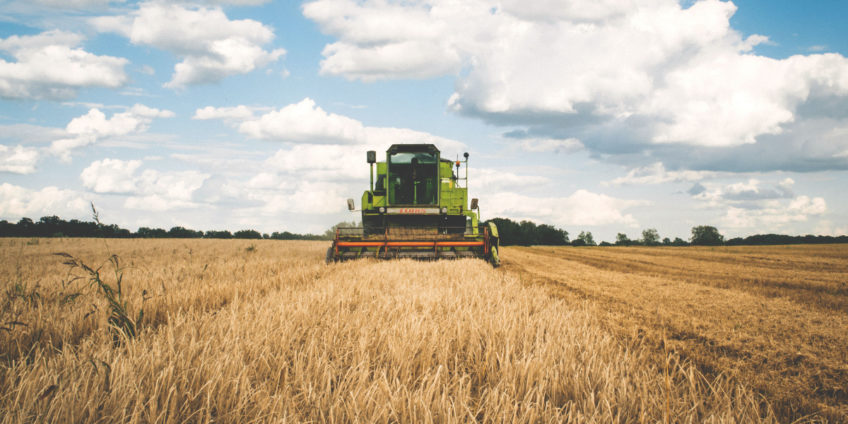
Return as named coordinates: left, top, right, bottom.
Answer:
left=327, top=144, right=500, bottom=266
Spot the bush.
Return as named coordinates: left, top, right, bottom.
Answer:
left=234, top=229, right=262, bottom=239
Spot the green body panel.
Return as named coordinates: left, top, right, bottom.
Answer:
left=333, top=144, right=498, bottom=266
left=360, top=145, right=480, bottom=235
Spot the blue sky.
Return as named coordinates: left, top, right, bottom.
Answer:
left=1, top=0, right=847, bottom=242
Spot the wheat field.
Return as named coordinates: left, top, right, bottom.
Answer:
left=2, top=239, right=840, bottom=422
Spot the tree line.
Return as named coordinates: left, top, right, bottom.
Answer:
left=0, top=216, right=329, bottom=240
left=486, top=218, right=570, bottom=246
left=485, top=218, right=847, bottom=247
left=2, top=215, right=846, bottom=246
left=725, top=233, right=848, bottom=246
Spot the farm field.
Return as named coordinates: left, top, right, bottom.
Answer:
left=503, top=244, right=848, bottom=422
left=0, top=239, right=844, bottom=422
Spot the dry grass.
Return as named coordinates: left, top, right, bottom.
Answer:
left=0, top=238, right=775, bottom=423
left=502, top=245, right=848, bottom=422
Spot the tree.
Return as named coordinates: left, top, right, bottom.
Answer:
left=66, top=219, right=98, bottom=237
left=489, top=218, right=524, bottom=245
left=270, top=231, right=328, bottom=240
left=690, top=225, right=724, bottom=246
left=672, top=237, right=688, bottom=246
left=536, top=223, right=569, bottom=245
left=137, top=227, right=168, bottom=238
left=37, top=215, right=63, bottom=237
left=17, top=217, right=34, bottom=234
left=0, top=220, right=14, bottom=237
left=168, top=226, right=203, bottom=238
left=583, top=231, right=596, bottom=246
left=641, top=228, right=660, bottom=246
left=725, top=237, right=744, bottom=246
left=662, top=237, right=671, bottom=246
left=98, top=223, right=131, bottom=238
left=615, top=233, right=631, bottom=246
left=324, top=221, right=360, bottom=239
left=574, top=231, right=596, bottom=246
left=485, top=218, right=568, bottom=246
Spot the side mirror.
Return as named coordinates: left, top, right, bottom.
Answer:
left=367, top=150, right=376, bottom=164
left=470, top=198, right=478, bottom=210
left=347, top=198, right=355, bottom=211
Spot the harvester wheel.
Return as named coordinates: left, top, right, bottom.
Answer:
left=325, top=247, right=335, bottom=264
left=490, top=245, right=500, bottom=268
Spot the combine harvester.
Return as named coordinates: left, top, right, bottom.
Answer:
left=327, top=144, right=499, bottom=266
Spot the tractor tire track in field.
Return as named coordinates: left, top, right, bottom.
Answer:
left=501, top=245, right=848, bottom=423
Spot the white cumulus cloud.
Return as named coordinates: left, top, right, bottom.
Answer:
left=92, top=2, right=285, bottom=88
left=473, top=168, right=549, bottom=192
left=238, top=98, right=366, bottom=144
left=50, top=104, right=174, bottom=161
left=192, top=0, right=271, bottom=4
left=193, top=105, right=257, bottom=121
left=303, top=0, right=848, bottom=166
left=81, top=158, right=142, bottom=193
left=0, top=29, right=128, bottom=100
left=691, top=178, right=827, bottom=232
left=693, top=178, right=796, bottom=205
left=788, top=195, right=826, bottom=215
left=518, top=137, right=584, bottom=154
left=31, top=0, right=114, bottom=9
left=198, top=98, right=467, bottom=151
left=644, top=53, right=848, bottom=147
left=303, top=0, right=464, bottom=81
left=486, top=189, right=643, bottom=227
left=0, top=183, right=89, bottom=219
left=722, top=196, right=827, bottom=230
left=606, top=162, right=716, bottom=186
left=263, top=144, right=363, bottom=181
left=243, top=181, right=348, bottom=216
left=80, top=158, right=210, bottom=211
left=0, top=145, right=40, bottom=174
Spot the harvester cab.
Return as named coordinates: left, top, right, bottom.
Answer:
left=327, top=144, right=500, bottom=266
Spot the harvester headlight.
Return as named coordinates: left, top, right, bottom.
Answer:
left=441, top=207, right=448, bottom=214
left=379, top=207, right=386, bottom=213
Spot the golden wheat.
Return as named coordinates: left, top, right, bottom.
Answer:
left=2, top=239, right=776, bottom=423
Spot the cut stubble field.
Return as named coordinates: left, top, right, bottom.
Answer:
left=1, top=239, right=845, bottom=423
left=503, top=244, right=848, bottom=422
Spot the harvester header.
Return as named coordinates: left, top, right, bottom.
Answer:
left=327, top=144, right=500, bottom=266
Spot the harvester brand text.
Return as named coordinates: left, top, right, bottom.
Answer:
left=387, top=207, right=440, bottom=214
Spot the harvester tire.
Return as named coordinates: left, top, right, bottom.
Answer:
left=325, top=247, right=334, bottom=264
left=490, top=245, right=500, bottom=268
